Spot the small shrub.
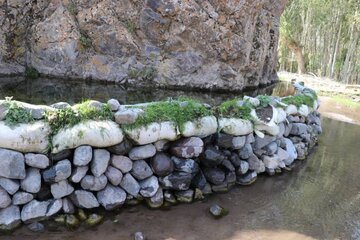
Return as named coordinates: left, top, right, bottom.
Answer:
left=79, top=35, right=92, bottom=49
left=281, top=95, right=314, bottom=107
left=3, top=98, right=34, bottom=126
left=256, top=95, right=272, bottom=108
left=214, top=99, right=252, bottom=120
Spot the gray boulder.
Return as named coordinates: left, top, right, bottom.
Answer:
left=246, top=133, right=256, bottom=144
left=236, top=171, right=257, bottom=185
left=139, top=176, right=159, bottom=197
left=21, top=200, right=49, bottom=223
left=209, top=204, right=228, bottom=219
left=146, top=187, right=163, bottom=208
left=203, top=168, right=225, bottom=185
left=175, top=189, right=194, bottom=203
left=120, top=173, right=140, bottom=196
left=43, top=159, right=72, bottom=183
left=46, top=199, right=63, bottom=217
left=111, top=155, right=133, bottom=173
left=247, top=154, right=265, bottom=173
left=12, top=191, right=34, bottom=205
left=107, top=99, right=121, bottom=111
left=62, top=198, right=75, bottom=214
left=262, top=155, right=280, bottom=170
left=264, top=142, right=278, bottom=155
left=27, top=222, right=45, bottom=232
left=170, top=137, right=204, bottom=158
left=70, top=166, right=89, bottom=183
left=0, top=148, right=26, bottom=179
left=73, top=145, right=92, bottom=166
left=238, top=143, right=253, bottom=159
left=0, top=187, right=11, bottom=208
left=217, top=134, right=246, bottom=149
left=107, top=139, right=133, bottom=155
left=129, top=144, right=156, bottom=160
left=0, top=178, right=19, bottom=195
left=51, top=180, right=74, bottom=199
left=24, top=153, right=50, bottom=169
left=0, top=205, right=21, bottom=230
left=253, top=135, right=276, bottom=150
left=50, top=102, right=71, bottom=109
left=131, top=160, right=153, bottom=180
left=290, top=123, right=309, bottom=136
left=114, top=108, right=141, bottom=124
left=200, top=146, right=226, bottom=167
left=172, top=157, right=199, bottom=174
left=97, top=185, right=127, bottom=210
left=236, top=161, right=249, bottom=175
left=70, top=190, right=100, bottom=209
left=150, top=153, right=174, bottom=176
left=21, top=168, right=41, bottom=193
left=105, top=166, right=123, bottom=185
left=159, top=172, right=192, bottom=190
left=220, top=160, right=235, bottom=172
left=154, top=140, right=170, bottom=152
left=91, top=149, right=110, bottom=177
left=81, top=175, right=108, bottom=191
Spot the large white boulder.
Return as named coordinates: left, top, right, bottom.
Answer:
left=285, top=104, right=298, bottom=115
left=124, top=121, right=179, bottom=145
left=276, top=107, right=287, bottom=123
left=298, top=104, right=310, bottom=117
left=181, top=116, right=218, bottom=138
left=218, top=118, right=253, bottom=136
left=0, top=121, right=50, bottom=153
left=250, top=106, right=280, bottom=136
left=51, top=120, right=124, bottom=153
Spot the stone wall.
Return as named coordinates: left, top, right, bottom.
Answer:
left=0, top=0, right=287, bottom=91
left=0, top=83, right=322, bottom=230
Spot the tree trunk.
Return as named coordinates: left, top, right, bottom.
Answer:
left=330, top=22, right=342, bottom=78
left=283, top=37, right=306, bottom=74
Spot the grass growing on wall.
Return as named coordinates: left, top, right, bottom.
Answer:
left=281, top=95, right=315, bottom=107
left=215, top=99, right=253, bottom=120
left=45, top=100, right=113, bottom=135
left=256, top=95, right=272, bottom=108
left=124, top=98, right=212, bottom=132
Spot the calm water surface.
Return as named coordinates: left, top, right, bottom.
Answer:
left=1, top=77, right=359, bottom=239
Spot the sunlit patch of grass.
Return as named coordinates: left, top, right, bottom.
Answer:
left=332, top=96, right=360, bottom=108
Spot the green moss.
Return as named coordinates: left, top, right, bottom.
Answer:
left=124, top=99, right=211, bottom=133
left=215, top=98, right=252, bottom=120
left=281, top=95, right=315, bottom=107
left=125, top=20, right=136, bottom=34
left=25, top=67, right=40, bottom=79
left=67, top=1, right=78, bottom=15
left=45, top=100, right=113, bottom=136
left=256, top=95, right=271, bottom=108
left=79, top=35, right=91, bottom=49
left=3, top=99, right=34, bottom=126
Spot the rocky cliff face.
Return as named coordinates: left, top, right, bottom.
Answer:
left=0, top=0, right=287, bottom=91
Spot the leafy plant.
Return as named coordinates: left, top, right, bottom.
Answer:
left=3, top=98, right=34, bottom=126
left=281, top=95, right=315, bottom=107
left=79, top=35, right=91, bottom=49
left=125, top=20, right=136, bottom=34
left=256, top=95, right=272, bottom=108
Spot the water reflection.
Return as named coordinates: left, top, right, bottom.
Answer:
left=0, top=77, right=293, bottom=105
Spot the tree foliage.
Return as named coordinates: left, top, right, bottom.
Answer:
left=279, top=0, right=360, bottom=84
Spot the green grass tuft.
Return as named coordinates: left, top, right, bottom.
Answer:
left=214, top=98, right=253, bottom=120
left=25, top=67, right=40, bottom=79
left=124, top=99, right=212, bottom=133
left=281, top=95, right=315, bottom=107
left=256, top=95, right=272, bottom=108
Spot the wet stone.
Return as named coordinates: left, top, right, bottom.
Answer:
left=200, top=146, right=226, bottom=167
left=262, top=155, right=280, bottom=170
left=203, top=168, right=225, bottom=185
left=236, top=171, right=257, bottom=185
left=91, top=149, right=110, bottom=177
left=0, top=205, right=21, bottom=231
left=51, top=180, right=74, bottom=199
left=164, top=190, right=177, bottom=204
left=150, top=153, right=174, bottom=177
left=235, top=160, right=249, bottom=176
left=27, top=222, right=45, bottom=232
left=24, top=153, right=50, bottom=169
left=175, top=189, right=194, bottom=203
left=43, top=159, right=72, bottom=183
left=73, top=146, right=92, bottom=166
left=111, top=155, right=133, bottom=173
left=71, top=166, right=88, bottom=183
left=172, top=156, right=199, bottom=175
left=238, top=143, right=253, bottom=159
left=146, top=187, right=163, bottom=209
left=253, top=135, right=276, bottom=150
left=159, top=172, right=192, bottom=190
left=134, top=231, right=146, bottom=240
left=0, top=187, right=11, bottom=208
left=139, top=176, right=159, bottom=198
left=264, top=141, right=278, bottom=155
left=107, top=139, right=133, bottom=155
left=209, top=204, right=228, bottom=219
left=70, top=190, right=99, bottom=209
left=212, top=182, right=229, bottom=193
left=170, top=137, right=204, bottom=158
left=85, top=213, right=103, bottom=226
left=217, top=133, right=246, bottom=149
left=290, top=123, right=309, bottom=136
left=230, top=153, right=241, bottom=167
left=97, top=185, right=127, bottom=210
left=80, top=175, right=108, bottom=191
left=12, top=191, right=33, bottom=205
left=120, top=173, right=140, bottom=196
left=129, top=144, right=156, bottom=160
left=0, top=148, right=25, bottom=179
left=248, top=154, right=265, bottom=173
left=0, top=178, right=19, bottom=195
left=220, top=159, right=235, bottom=172
left=105, top=166, right=123, bottom=186
left=131, top=160, right=153, bottom=180
left=191, top=170, right=207, bottom=190
left=21, top=168, right=41, bottom=194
